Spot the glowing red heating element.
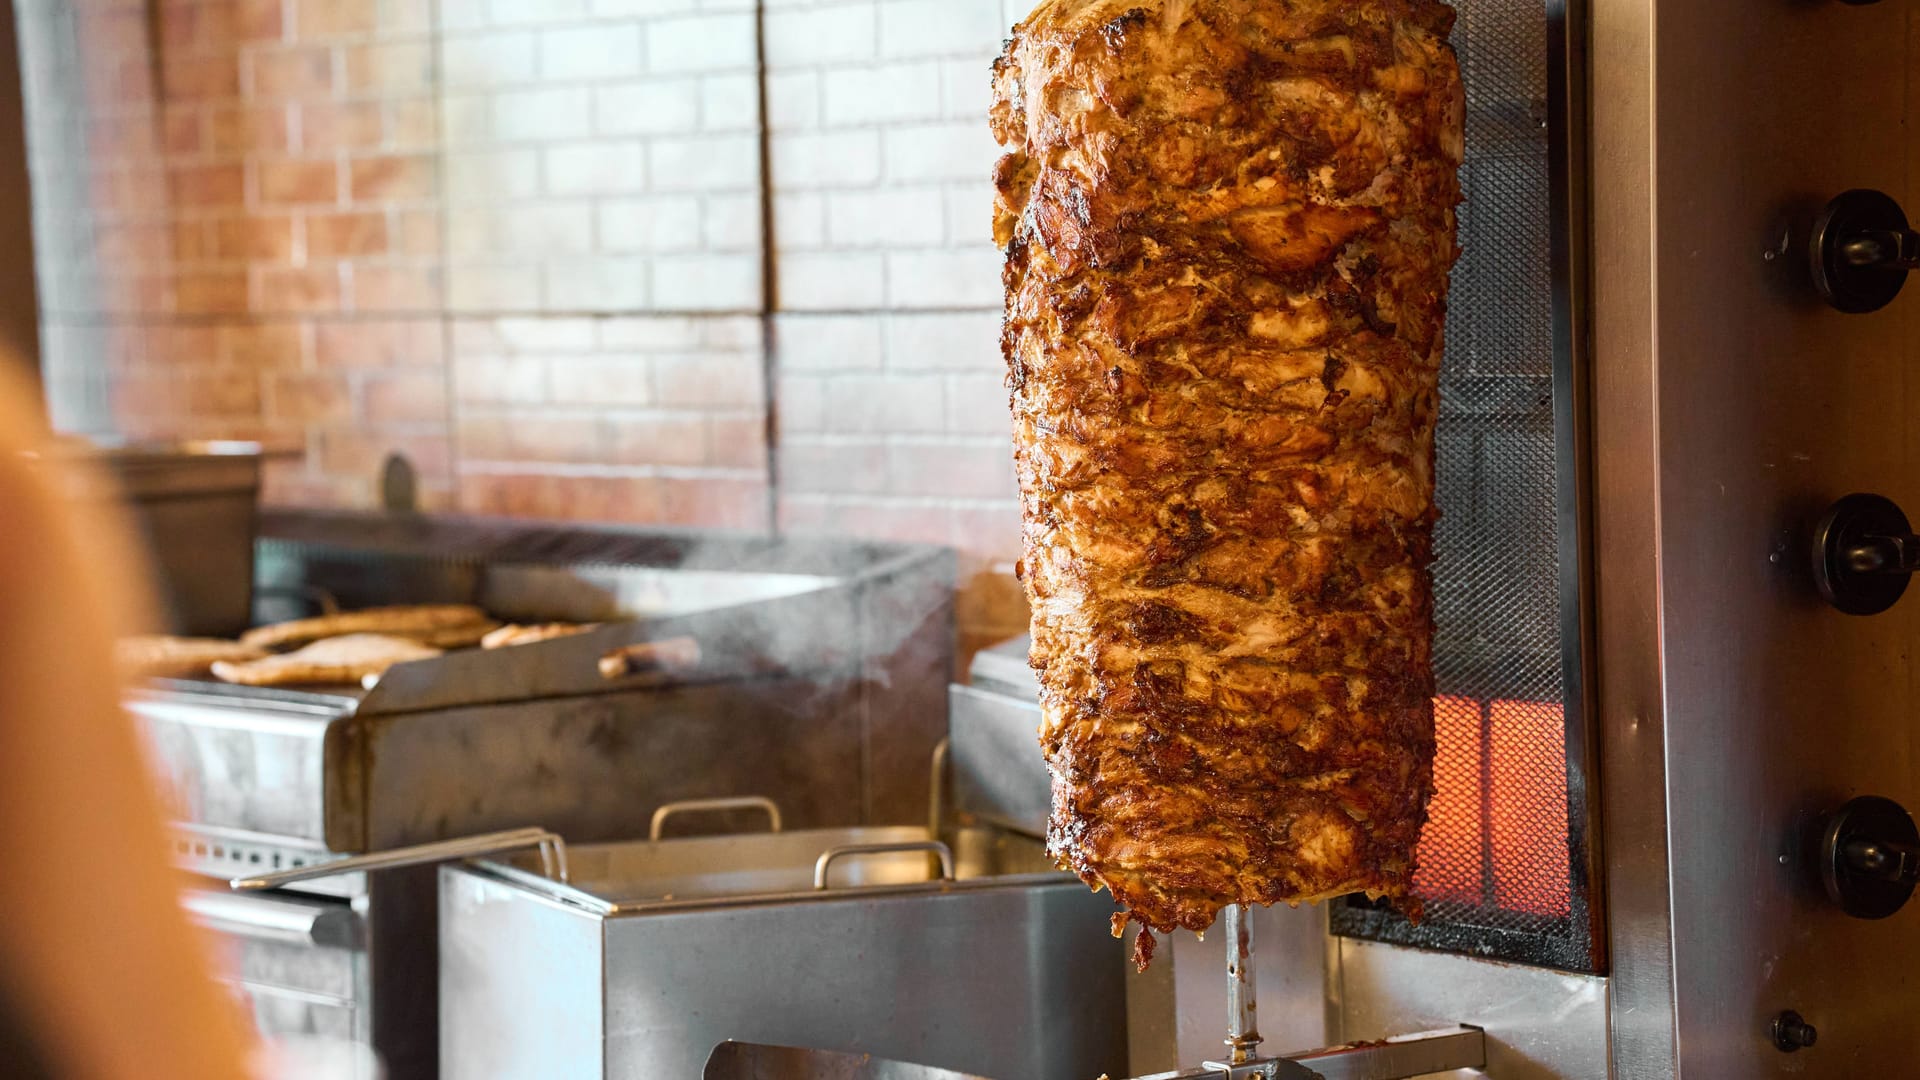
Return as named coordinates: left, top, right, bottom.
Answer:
left=1412, top=697, right=1572, bottom=919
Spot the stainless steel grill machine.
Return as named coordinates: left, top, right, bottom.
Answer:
left=133, top=509, right=954, bottom=1078
left=961, top=0, right=1920, bottom=1073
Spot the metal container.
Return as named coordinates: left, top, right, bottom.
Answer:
left=62, top=439, right=264, bottom=636
left=437, top=825, right=1130, bottom=1080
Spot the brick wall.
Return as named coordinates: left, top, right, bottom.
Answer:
left=19, top=0, right=1028, bottom=649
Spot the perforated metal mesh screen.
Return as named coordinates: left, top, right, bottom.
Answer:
left=1329, top=0, right=1594, bottom=971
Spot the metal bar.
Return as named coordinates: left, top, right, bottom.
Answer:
left=1286, top=1025, right=1486, bottom=1080
left=1225, top=904, right=1261, bottom=1064
left=229, top=827, right=568, bottom=890
left=648, top=796, right=783, bottom=841
left=813, top=841, right=955, bottom=889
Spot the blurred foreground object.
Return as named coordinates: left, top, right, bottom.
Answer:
left=0, top=365, right=251, bottom=1079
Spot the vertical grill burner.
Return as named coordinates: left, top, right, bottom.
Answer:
left=1328, top=0, right=1598, bottom=972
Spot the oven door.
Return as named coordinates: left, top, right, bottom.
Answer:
left=182, top=885, right=369, bottom=1049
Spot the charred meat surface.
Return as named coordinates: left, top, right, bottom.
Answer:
left=992, top=0, right=1463, bottom=939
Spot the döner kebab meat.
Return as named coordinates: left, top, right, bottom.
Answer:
left=991, top=0, right=1463, bottom=965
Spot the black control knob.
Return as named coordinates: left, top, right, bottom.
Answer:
left=1811, top=494, right=1920, bottom=615
left=1817, top=795, right=1920, bottom=919
left=1772, top=1011, right=1818, bottom=1053
left=1808, top=190, right=1919, bottom=313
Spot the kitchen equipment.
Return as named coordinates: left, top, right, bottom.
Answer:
left=45, top=439, right=266, bottom=635
left=433, top=822, right=1128, bottom=1080
left=153, top=509, right=953, bottom=1078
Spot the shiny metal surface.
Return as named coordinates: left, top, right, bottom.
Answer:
left=1223, top=904, right=1260, bottom=1064
left=184, top=882, right=371, bottom=1052
left=439, top=829, right=1130, bottom=1080
left=183, top=888, right=362, bottom=949
left=130, top=689, right=350, bottom=847
left=1328, top=938, right=1605, bottom=1079
left=1135, top=1027, right=1485, bottom=1080
left=1584, top=0, right=1920, bottom=1073
left=703, top=1042, right=992, bottom=1080
left=650, top=795, right=783, bottom=840
left=813, top=841, right=953, bottom=889
left=229, top=827, right=569, bottom=891
left=54, top=440, right=265, bottom=635
left=481, top=826, right=961, bottom=912
left=946, top=683, right=1049, bottom=837
left=1588, top=0, right=1673, bottom=1075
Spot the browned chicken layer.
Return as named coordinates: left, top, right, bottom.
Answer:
left=992, top=0, right=1463, bottom=952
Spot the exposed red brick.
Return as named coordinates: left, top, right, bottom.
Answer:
left=317, top=428, right=450, bottom=478
left=208, top=103, right=290, bottom=154
left=256, top=265, right=342, bottom=312
left=352, top=264, right=442, bottom=312
left=163, top=107, right=203, bottom=154
left=315, top=319, right=442, bottom=367
left=660, top=477, right=770, bottom=530
left=377, top=0, right=433, bottom=32
left=343, top=43, right=432, bottom=94
left=262, top=469, right=370, bottom=509
left=235, top=0, right=285, bottom=42
left=267, top=371, right=353, bottom=423
left=348, top=154, right=435, bottom=201
left=363, top=371, right=447, bottom=424
left=296, top=0, right=376, bottom=38
left=220, top=321, right=308, bottom=367
left=301, top=101, right=383, bottom=149
left=162, top=2, right=240, bottom=53
left=248, top=45, right=334, bottom=99
left=305, top=210, right=387, bottom=256
left=457, top=472, right=664, bottom=523
left=173, top=221, right=216, bottom=263
left=170, top=163, right=246, bottom=208
left=143, top=325, right=222, bottom=365
left=213, top=214, right=296, bottom=260
left=176, top=270, right=251, bottom=314
left=163, top=55, right=240, bottom=101
left=258, top=157, right=339, bottom=204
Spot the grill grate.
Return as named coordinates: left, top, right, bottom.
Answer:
left=1329, top=0, right=1596, bottom=971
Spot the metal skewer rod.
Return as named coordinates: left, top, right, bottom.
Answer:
left=1224, top=902, right=1261, bottom=1064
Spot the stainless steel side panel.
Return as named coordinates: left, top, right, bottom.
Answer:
left=186, top=884, right=368, bottom=1046
left=131, top=692, right=352, bottom=847
left=1328, top=938, right=1606, bottom=1079
left=439, top=869, right=604, bottom=1079
left=361, top=678, right=867, bottom=849
left=440, top=876, right=1129, bottom=1080
left=598, top=886, right=1129, bottom=1080
left=946, top=684, right=1049, bottom=838
left=1596, top=0, right=1920, bottom=1074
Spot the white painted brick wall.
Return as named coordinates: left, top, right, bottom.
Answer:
left=438, top=4, right=761, bottom=314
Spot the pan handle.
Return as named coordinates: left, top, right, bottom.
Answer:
left=813, top=841, right=955, bottom=890
left=229, top=827, right=569, bottom=891
left=649, top=796, right=783, bottom=841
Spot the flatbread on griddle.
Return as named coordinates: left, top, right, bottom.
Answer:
left=480, top=623, right=598, bottom=649
left=211, top=633, right=442, bottom=687
left=117, top=636, right=267, bottom=680
left=240, top=604, right=490, bottom=650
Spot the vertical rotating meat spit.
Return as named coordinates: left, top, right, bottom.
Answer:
left=1134, top=905, right=1486, bottom=1080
